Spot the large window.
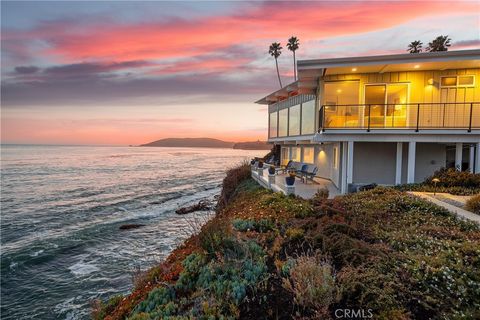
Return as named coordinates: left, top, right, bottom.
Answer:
left=278, top=108, right=288, bottom=137
left=324, top=81, right=360, bottom=128
left=289, top=105, right=300, bottom=136
left=303, top=147, right=314, bottom=164
left=269, top=112, right=277, bottom=138
left=290, top=147, right=301, bottom=162
left=281, top=147, right=290, bottom=165
left=301, top=100, right=315, bottom=134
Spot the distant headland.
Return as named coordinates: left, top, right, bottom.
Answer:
left=140, top=138, right=271, bottom=150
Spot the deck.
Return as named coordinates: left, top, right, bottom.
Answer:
left=251, top=168, right=339, bottom=199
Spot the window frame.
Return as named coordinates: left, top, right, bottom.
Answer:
left=440, top=75, right=475, bottom=88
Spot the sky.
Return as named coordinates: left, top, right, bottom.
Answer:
left=1, top=0, right=479, bottom=145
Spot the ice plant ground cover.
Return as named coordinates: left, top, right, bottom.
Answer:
left=95, top=164, right=480, bottom=320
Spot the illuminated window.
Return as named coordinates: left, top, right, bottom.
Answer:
left=278, top=108, right=288, bottom=137
left=291, top=147, right=301, bottom=162
left=289, top=104, right=300, bottom=136
left=441, top=77, right=457, bottom=87
left=333, top=147, right=338, bottom=169
left=441, top=75, right=475, bottom=88
left=301, top=100, right=315, bottom=134
left=269, top=112, right=277, bottom=138
left=458, top=75, right=475, bottom=86
left=303, top=147, right=314, bottom=164
left=281, top=147, right=290, bottom=165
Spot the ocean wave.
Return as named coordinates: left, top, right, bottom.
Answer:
left=68, top=260, right=100, bottom=277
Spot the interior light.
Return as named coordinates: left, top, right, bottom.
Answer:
left=414, top=65, right=420, bottom=69
left=336, top=89, right=342, bottom=93
left=351, top=68, right=357, bottom=72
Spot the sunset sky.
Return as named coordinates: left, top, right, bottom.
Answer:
left=1, top=1, right=479, bottom=145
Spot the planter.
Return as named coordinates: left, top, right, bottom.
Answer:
left=285, top=176, right=296, bottom=186
left=258, top=167, right=265, bottom=177
left=268, top=174, right=275, bottom=188
left=268, top=167, right=275, bottom=175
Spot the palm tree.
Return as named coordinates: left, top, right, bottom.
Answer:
left=407, top=40, right=423, bottom=53
left=269, top=42, right=283, bottom=88
left=287, top=36, right=300, bottom=80
left=426, top=35, right=451, bottom=52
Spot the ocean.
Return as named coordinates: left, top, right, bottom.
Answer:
left=0, top=145, right=263, bottom=320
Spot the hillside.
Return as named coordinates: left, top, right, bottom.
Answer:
left=232, top=141, right=271, bottom=150
left=140, top=138, right=234, bottom=148
left=95, top=164, right=480, bottom=320
left=140, top=138, right=271, bottom=150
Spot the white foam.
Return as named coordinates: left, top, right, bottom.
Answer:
left=30, top=249, right=44, bottom=257
left=68, top=261, right=99, bottom=276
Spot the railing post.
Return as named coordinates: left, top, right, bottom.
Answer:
left=468, top=102, right=473, bottom=132
left=367, top=104, right=371, bottom=132
left=416, top=103, right=420, bottom=132
left=322, top=106, right=326, bottom=132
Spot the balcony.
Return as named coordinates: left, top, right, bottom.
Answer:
left=319, top=102, right=480, bottom=132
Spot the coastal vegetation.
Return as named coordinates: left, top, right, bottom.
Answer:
left=395, top=167, right=480, bottom=195
left=96, top=164, right=480, bottom=319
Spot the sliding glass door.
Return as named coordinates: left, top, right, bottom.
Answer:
left=364, top=83, right=408, bottom=128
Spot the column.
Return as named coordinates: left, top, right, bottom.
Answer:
left=455, top=142, right=463, bottom=171
left=395, top=142, right=403, bottom=185
left=347, top=141, right=354, bottom=184
left=407, top=141, right=416, bottom=184
left=469, top=145, right=475, bottom=173
left=476, top=143, right=480, bottom=174
left=341, top=142, right=348, bottom=194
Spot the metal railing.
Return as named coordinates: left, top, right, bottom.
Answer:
left=318, top=102, right=480, bottom=132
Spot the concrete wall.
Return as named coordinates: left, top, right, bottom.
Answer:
left=414, top=143, right=446, bottom=182
left=352, top=142, right=397, bottom=185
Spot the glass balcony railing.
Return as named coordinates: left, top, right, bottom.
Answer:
left=318, top=102, right=480, bottom=132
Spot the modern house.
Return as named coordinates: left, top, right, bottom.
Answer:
left=256, top=49, right=480, bottom=194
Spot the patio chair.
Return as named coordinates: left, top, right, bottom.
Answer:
left=300, top=164, right=318, bottom=184
left=277, top=160, right=293, bottom=173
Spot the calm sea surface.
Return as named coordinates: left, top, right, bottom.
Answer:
left=0, top=145, right=263, bottom=320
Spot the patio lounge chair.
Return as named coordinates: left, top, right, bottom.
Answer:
left=300, top=164, right=318, bottom=184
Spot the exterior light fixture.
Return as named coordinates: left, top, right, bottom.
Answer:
left=427, top=78, right=434, bottom=85
left=414, top=64, right=420, bottom=69
left=351, top=68, right=357, bottom=72
left=432, top=178, right=440, bottom=195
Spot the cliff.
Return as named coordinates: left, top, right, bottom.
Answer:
left=95, top=165, right=480, bottom=320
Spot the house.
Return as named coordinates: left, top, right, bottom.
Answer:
left=256, top=49, right=480, bottom=194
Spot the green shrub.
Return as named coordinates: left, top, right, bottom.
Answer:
left=425, top=167, right=480, bottom=188
left=217, top=162, right=252, bottom=210
left=232, top=218, right=275, bottom=233
left=261, top=192, right=314, bottom=218
left=465, top=194, right=480, bottom=214
left=282, top=255, right=335, bottom=313
left=132, top=286, right=176, bottom=315
left=198, top=219, right=231, bottom=255
left=285, top=227, right=304, bottom=241
left=92, top=294, right=123, bottom=320
left=313, top=187, right=329, bottom=200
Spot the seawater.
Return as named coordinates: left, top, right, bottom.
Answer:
left=0, top=145, right=263, bottom=319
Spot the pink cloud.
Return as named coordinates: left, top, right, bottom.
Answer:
left=4, top=1, right=476, bottom=65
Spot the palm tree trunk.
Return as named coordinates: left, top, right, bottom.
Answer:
left=275, top=58, right=282, bottom=88
left=293, top=51, right=297, bottom=81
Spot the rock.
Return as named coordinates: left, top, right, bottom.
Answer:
left=175, top=200, right=211, bottom=215
left=119, top=224, right=145, bottom=230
